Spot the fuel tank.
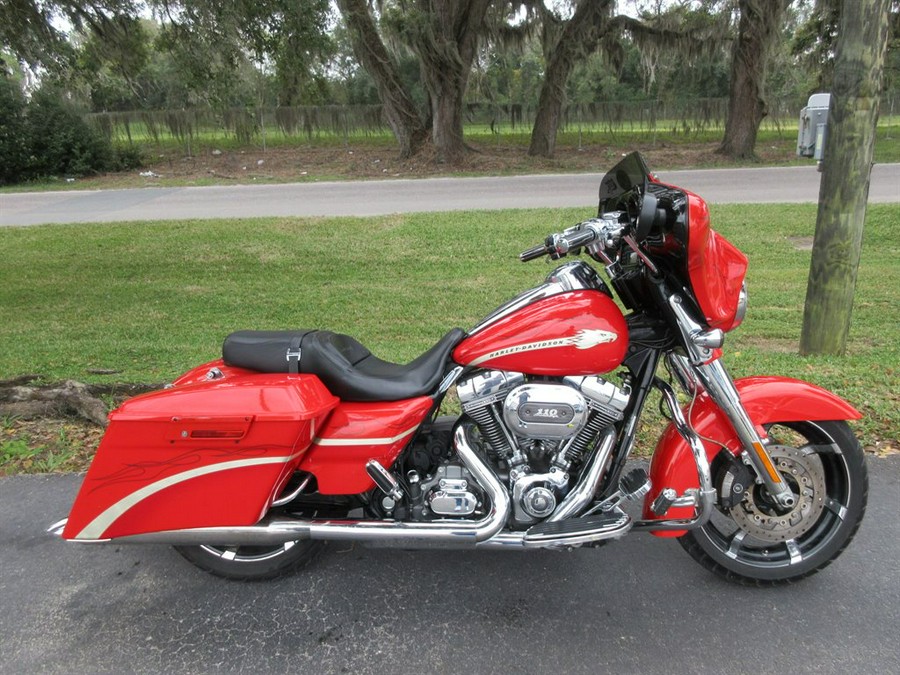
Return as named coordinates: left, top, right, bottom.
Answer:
left=453, top=262, right=628, bottom=376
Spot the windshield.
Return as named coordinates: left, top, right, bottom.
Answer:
left=598, top=152, right=652, bottom=215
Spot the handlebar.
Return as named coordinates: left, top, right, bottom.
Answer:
left=519, top=216, right=624, bottom=263
left=520, top=243, right=551, bottom=262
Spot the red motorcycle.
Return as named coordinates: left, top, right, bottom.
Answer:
left=50, top=153, right=867, bottom=585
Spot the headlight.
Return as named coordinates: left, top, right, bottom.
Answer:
left=733, top=283, right=748, bottom=329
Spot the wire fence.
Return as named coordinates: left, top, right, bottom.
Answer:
left=89, top=95, right=899, bottom=149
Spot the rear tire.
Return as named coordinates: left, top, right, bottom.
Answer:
left=174, top=540, right=324, bottom=581
left=679, top=420, right=867, bottom=586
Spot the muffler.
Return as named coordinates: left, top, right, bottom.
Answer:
left=52, top=425, right=511, bottom=549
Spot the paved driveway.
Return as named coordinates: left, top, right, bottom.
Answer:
left=2, top=164, right=898, bottom=227
left=1, top=457, right=897, bottom=674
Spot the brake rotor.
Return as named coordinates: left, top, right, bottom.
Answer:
left=729, top=445, right=827, bottom=543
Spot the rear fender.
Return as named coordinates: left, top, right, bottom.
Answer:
left=644, top=376, right=861, bottom=537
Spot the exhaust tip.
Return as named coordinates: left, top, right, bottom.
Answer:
left=47, top=518, right=68, bottom=537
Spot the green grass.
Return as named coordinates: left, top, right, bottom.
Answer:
left=0, top=204, right=897, bottom=465
left=96, top=121, right=900, bottom=163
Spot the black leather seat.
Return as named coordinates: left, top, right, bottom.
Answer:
left=222, top=328, right=466, bottom=402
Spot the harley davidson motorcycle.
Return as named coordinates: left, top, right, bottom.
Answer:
left=50, top=152, right=867, bottom=585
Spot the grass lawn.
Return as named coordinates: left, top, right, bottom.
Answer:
left=0, top=203, right=897, bottom=473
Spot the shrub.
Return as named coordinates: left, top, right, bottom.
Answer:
left=23, top=90, right=114, bottom=178
left=111, top=143, right=144, bottom=171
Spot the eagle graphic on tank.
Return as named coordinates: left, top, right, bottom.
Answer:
left=453, top=262, right=628, bottom=376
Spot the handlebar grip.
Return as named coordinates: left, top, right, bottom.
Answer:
left=520, top=244, right=549, bottom=262
left=562, top=228, right=597, bottom=250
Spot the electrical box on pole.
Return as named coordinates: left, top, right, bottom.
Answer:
left=797, top=93, right=831, bottom=162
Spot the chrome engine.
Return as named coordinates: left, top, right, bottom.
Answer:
left=453, top=370, right=630, bottom=525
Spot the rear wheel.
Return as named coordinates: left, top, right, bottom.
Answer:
left=679, top=420, right=867, bottom=585
left=174, top=540, right=324, bottom=581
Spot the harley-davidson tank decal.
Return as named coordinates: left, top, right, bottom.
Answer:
left=453, top=290, right=628, bottom=376
left=467, top=328, right=618, bottom=367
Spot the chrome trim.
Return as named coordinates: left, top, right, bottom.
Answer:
left=692, top=328, right=724, bottom=350
left=693, top=359, right=795, bottom=508
left=733, top=283, right=748, bottom=329
left=566, top=375, right=630, bottom=416
left=512, top=467, right=568, bottom=523
left=457, top=370, right=525, bottom=407
left=82, top=425, right=511, bottom=548
left=547, top=427, right=617, bottom=522
left=665, top=352, right=701, bottom=397
left=477, top=508, right=632, bottom=549
left=365, top=460, right=404, bottom=501
left=633, top=380, right=716, bottom=531
left=667, top=294, right=723, bottom=363
left=502, top=382, right=589, bottom=440
left=468, top=261, right=608, bottom=336
left=47, top=518, right=68, bottom=537
left=270, top=475, right=312, bottom=507
left=438, top=365, right=464, bottom=394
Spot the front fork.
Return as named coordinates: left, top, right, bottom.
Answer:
left=667, top=294, right=797, bottom=509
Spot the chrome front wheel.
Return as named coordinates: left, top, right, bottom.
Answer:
left=679, top=420, right=867, bottom=585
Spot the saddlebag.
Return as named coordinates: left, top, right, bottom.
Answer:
left=62, top=370, right=338, bottom=541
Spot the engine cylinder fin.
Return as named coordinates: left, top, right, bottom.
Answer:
left=564, top=408, right=616, bottom=465
left=467, top=404, right=513, bottom=460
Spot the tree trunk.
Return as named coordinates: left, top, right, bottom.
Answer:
left=413, top=0, right=492, bottom=164
left=528, top=0, right=614, bottom=159
left=336, top=0, right=427, bottom=158
left=528, top=44, right=573, bottom=158
left=717, top=0, right=788, bottom=160
left=429, top=74, right=466, bottom=163
left=799, top=0, right=891, bottom=356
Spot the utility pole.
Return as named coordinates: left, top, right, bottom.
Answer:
left=799, top=0, right=892, bottom=355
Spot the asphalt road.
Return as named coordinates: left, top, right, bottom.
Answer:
left=1, top=456, right=898, bottom=674
left=2, top=164, right=899, bottom=227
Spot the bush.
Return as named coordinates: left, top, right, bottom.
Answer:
left=23, top=90, right=114, bottom=178
left=0, top=78, right=29, bottom=185
left=111, top=143, right=144, bottom=171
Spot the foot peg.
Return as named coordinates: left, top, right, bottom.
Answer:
left=366, top=460, right=403, bottom=501
left=619, top=468, right=651, bottom=501
left=650, top=487, right=701, bottom=516
left=590, top=467, right=652, bottom=514
left=650, top=488, right=678, bottom=516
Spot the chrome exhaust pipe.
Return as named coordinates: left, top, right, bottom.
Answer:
left=66, top=425, right=511, bottom=548
left=547, top=427, right=616, bottom=522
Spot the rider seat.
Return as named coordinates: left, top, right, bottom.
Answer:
left=222, top=328, right=465, bottom=402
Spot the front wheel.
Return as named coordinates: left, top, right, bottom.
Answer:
left=679, top=420, right=867, bottom=586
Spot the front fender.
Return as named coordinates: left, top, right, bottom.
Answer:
left=643, top=376, right=861, bottom=537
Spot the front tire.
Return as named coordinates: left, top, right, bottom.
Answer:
left=679, top=420, right=867, bottom=585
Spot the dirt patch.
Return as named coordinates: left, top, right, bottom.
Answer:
left=787, top=236, right=814, bottom=251
left=0, top=417, right=103, bottom=475
left=732, top=335, right=800, bottom=354
left=50, top=136, right=802, bottom=191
